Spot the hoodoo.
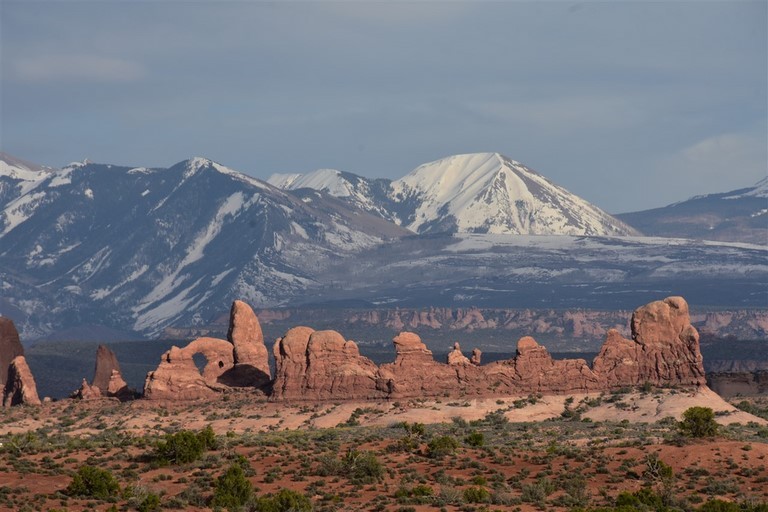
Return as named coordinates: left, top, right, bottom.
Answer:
left=1, top=318, right=41, bottom=407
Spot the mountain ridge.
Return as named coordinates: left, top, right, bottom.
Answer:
left=269, top=152, right=640, bottom=237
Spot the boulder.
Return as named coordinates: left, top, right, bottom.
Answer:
left=3, top=355, right=41, bottom=407
left=0, top=318, right=24, bottom=386
left=592, top=296, right=706, bottom=388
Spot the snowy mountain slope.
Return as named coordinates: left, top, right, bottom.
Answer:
left=390, top=153, right=639, bottom=235
left=309, top=233, right=768, bottom=311
left=269, top=152, right=639, bottom=236
left=0, top=155, right=407, bottom=338
left=617, top=177, right=768, bottom=244
left=0, top=152, right=56, bottom=209
left=268, top=168, right=399, bottom=223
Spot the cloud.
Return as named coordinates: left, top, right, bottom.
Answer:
left=10, top=55, right=145, bottom=84
left=651, top=131, right=767, bottom=202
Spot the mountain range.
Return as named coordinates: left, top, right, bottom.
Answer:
left=268, top=153, right=639, bottom=236
left=617, top=178, right=768, bottom=245
left=0, top=151, right=765, bottom=340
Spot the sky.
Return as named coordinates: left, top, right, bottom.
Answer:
left=1, top=1, right=766, bottom=213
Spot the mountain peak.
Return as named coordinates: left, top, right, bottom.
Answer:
left=392, top=152, right=638, bottom=236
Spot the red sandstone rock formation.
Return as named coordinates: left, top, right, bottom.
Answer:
left=144, top=300, right=272, bottom=400
left=144, top=337, right=236, bottom=400
left=0, top=317, right=24, bottom=386
left=470, top=348, right=482, bottom=366
left=142, top=295, right=708, bottom=402
left=447, top=342, right=470, bottom=365
left=592, top=296, right=706, bottom=388
left=269, top=296, right=706, bottom=401
left=73, top=379, right=102, bottom=400
left=272, top=328, right=381, bottom=400
left=3, top=355, right=41, bottom=407
left=227, top=300, right=271, bottom=387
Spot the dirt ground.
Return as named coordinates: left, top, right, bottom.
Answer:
left=0, top=387, right=766, bottom=511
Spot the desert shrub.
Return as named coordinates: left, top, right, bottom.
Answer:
left=137, top=492, right=161, bottom=512
left=250, top=488, right=312, bottom=512
left=154, top=427, right=216, bottom=465
left=463, top=486, right=491, bottom=503
left=212, top=463, right=253, bottom=510
left=343, top=449, right=384, bottom=484
left=464, top=431, right=484, bottom=447
left=318, top=449, right=384, bottom=484
left=66, top=465, right=120, bottom=499
left=697, top=499, right=742, bottom=512
left=427, top=435, right=459, bottom=458
left=678, top=407, right=718, bottom=438
left=521, top=477, right=555, bottom=504
left=395, top=484, right=434, bottom=504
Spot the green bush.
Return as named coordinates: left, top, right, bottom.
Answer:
left=464, top=431, right=484, bottom=447
left=427, top=435, right=459, bottom=458
left=154, top=427, right=217, bottom=465
left=679, top=407, right=718, bottom=438
left=463, top=486, right=491, bottom=503
left=67, top=465, right=120, bottom=499
left=137, top=493, right=161, bottom=512
left=211, top=463, right=253, bottom=510
left=343, top=449, right=385, bottom=484
left=251, top=488, right=312, bottom=512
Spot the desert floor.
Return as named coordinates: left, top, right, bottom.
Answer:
left=1, top=387, right=767, bottom=511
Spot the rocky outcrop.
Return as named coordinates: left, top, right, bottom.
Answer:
left=227, top=300, right=271, bottom=387
left=447, top=343, right=471, bottom=365
left=144, top=337, right=235, bottom=400
left=470, top=348, right=482, bottom=366
left=94, top=345, right=133, bottom=400
left=3, top=356, right=41, bottom=407
left=0, top=318, right=25, bottom=387
left=73, top=345, right=133, bottom=401
left=272, top=328, right=381, bottom=400
left=592, top=296, right=706, bottom=388
left=270, top=296, right=706, bottom=401
left=143, top=296, right=708, bottom=402
left=144, top=300, right=272, bottom=400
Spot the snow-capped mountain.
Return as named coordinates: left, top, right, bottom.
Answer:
left=617, top=177, right=768, bottom=244
left=268, top=169, right=398, bottom=223
left=0, top=155, right=407, bottom=338
left=0, top=151, right=56, bottom=207
left=269, top=152, right=639, bottom=236
left=391, top=153, right=638, bottom=235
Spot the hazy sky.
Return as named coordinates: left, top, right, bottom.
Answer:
left=1, top=1, right=766, bottom=213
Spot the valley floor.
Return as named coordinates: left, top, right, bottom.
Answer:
left=1, top=388, right=767, bottom=511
